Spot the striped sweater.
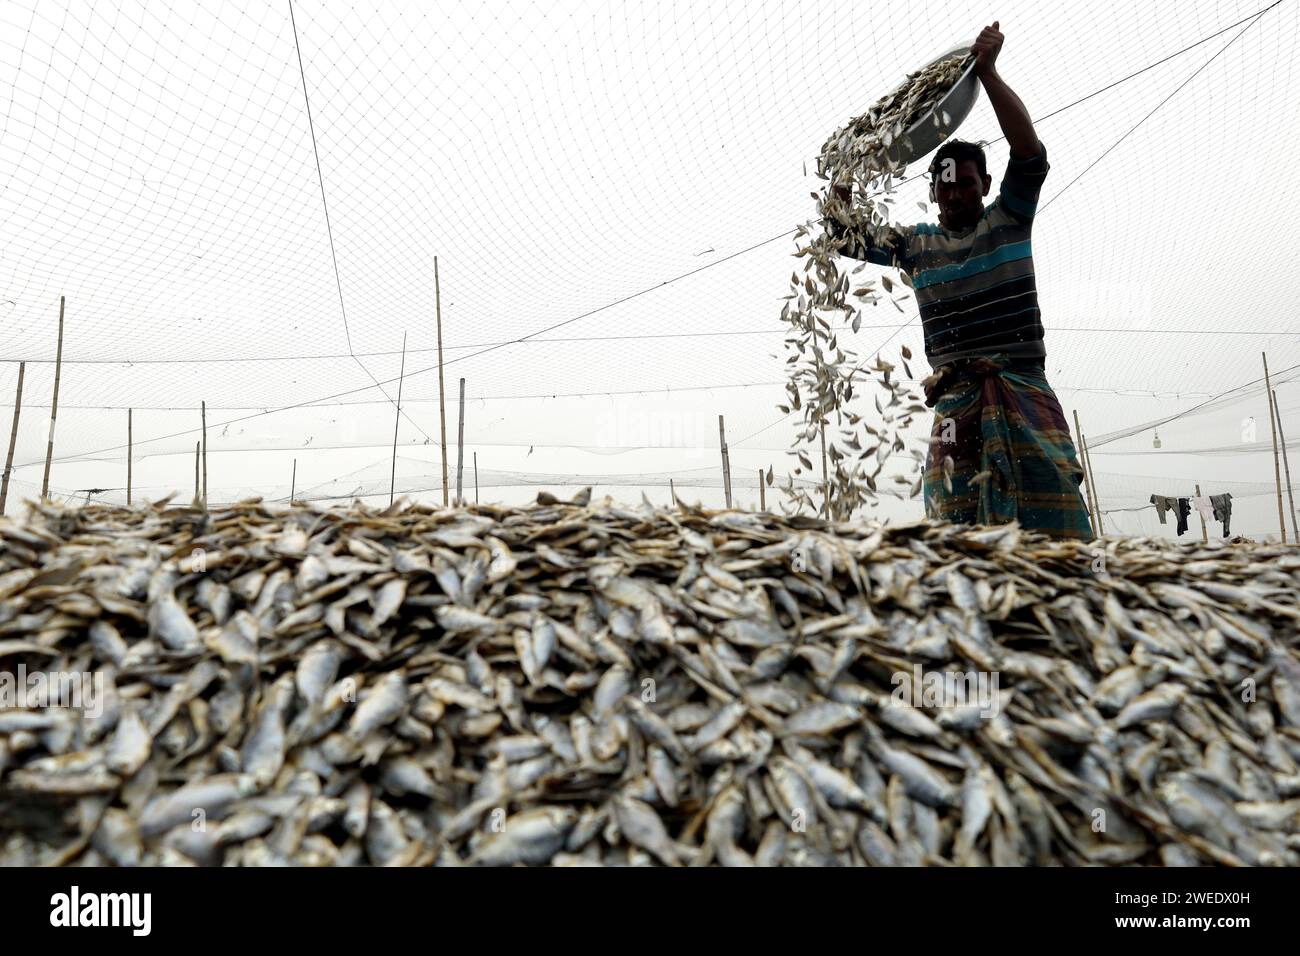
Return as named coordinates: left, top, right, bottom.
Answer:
left=827, top=143, right=1051, bottom=368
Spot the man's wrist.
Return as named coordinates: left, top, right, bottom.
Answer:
left=977, top=67, right=1001, bottom=85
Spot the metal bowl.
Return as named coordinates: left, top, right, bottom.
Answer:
left=883, top=45, right=980, bottom=167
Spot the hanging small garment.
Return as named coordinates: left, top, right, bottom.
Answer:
left=1149, top=494, right=1171, bottom=524
left=1210, top=493, right=1233, bottom=536
left=1192, top=496, right=1215, bottom=523
left=1175, top=497, right=1191, bottom=536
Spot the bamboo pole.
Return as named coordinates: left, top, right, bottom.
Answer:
left=435, top=257, right=449, bottom=506
left=201, top=399, right=208, bottom=508
left=1081, top=429, right=1103, bottom=536
left=290, top=458, right=297, bottom=503
left=126, top=408, right=133, bottom=506
left=455, top=377, right=465, bottom=505
left=758, top=468, right=765, bottom=511
left=390, top=333, right=407, bottom=506
left=193, top=441, right=200, bottom=502
left=818, top=420, right=830, bottom=518
left=1083, top=434, right=1103, bottom=536
left=473, top=451, right=479, bottom=504
left=1273, top=388, right=1298, bottom=541
left=669, top=478, right=676, bottom=506
left=41, top=296, right=65, bottom=498
left=1195, top=483, right=1207, bottom=543
left=1, top=362, right=24, bottom=514
left=718, top=415, right=732, bottom=509
left=1071, top=410, right=1098, bottom=537
left=1264, top=353, right=1287, bottom=543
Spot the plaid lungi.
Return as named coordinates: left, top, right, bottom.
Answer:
left=921, top=356, right=1093, bottom=540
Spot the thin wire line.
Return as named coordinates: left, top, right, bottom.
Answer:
left=1040, top=4, right=1279, bottom=213
left=286, top=0, right=351, bottom=355
left=286, top=0, right=430, bottom=444
left=6, top=324, right=1299, bottom=367
left=1090, top=360, right=1300, bottom=447
left=732, top=411, right=794, bottom=447
left=11, top=371, right=1256, bottom=416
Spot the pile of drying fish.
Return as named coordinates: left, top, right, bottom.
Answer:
left=780, top=52, right=973, bottom=519
left=3, top=493, right=1300, bottom=866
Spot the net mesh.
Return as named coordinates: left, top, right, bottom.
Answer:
left=1, top=0, right=1297, bottom=539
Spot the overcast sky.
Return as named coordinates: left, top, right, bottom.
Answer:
left=1, top=0, right=1297, bottom=538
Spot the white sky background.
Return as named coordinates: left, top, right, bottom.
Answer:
left=1, top=0, right=1298, bottom=539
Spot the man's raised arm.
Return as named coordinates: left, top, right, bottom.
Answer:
left=972, top=21, right=1041, bottom=159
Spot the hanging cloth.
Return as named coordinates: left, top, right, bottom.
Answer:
left=1210, top=493, right=1233, bottom=537
left=1149, top=494, right=1173, bottom=524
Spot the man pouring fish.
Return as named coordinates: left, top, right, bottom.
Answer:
left=826, top=22, right=1093, bottom=541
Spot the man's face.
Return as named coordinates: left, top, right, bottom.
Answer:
left=932, top=158, right=992, bottom=232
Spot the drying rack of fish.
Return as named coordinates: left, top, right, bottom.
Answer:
left=779, top=52, right=972, bottom=520
left=3, top=493, right=1300, bottom=866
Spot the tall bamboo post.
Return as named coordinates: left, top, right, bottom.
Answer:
left=1195, top=483, right=1207, bottom=543
left=1273, top=388, right=1298, bottom=541
left=290, top=458, right=297, bottom=503
left=201, top=399, right=208, bottom=507
left=669, top=478, right=676, bottom=506
left=455, top=377, right=465, bottom=505
left=758, top=468, right=765, bottom=511
left=1081, top=429, right=1103, bottom=536
left=126, top=408, right=133, bottom=506
left=390, top=333, right=407, bottom=506
left=718, top=415, right=733, bottom=508
left=41, top=296, right=65, bottom=498
left=435, top=257, right=449, bottom=506
left=1071, top=410, right=1098, bottom=537
left=1264, top=353, right=1287, bottom=542
left=193, top=441, right=200, bottom=502
left=1, top=362, right=25, bottom=514
left=473, top=451, right=478, bottom=504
